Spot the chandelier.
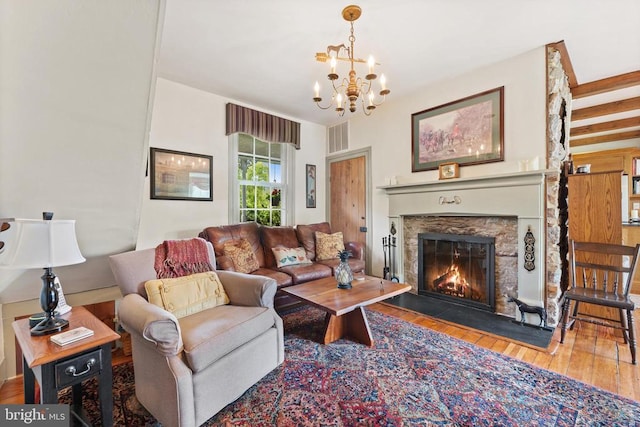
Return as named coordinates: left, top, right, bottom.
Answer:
left=313, top=5, right=390, bottom=116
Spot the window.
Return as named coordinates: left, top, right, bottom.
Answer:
left=229, top=133, right=293, bottom=226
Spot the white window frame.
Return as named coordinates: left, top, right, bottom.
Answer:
left=228, top=133, right=294, bottom=225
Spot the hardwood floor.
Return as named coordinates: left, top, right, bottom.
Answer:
left=1, top=303, right=639, bottom=404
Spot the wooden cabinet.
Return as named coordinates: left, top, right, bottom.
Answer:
left=622, top=225, right=640, bottom=293
left=573, top=147, right=640, bottom=216
left=567, top=171, right=624, bottom=319
left=567, top=170, right=622, bottom=244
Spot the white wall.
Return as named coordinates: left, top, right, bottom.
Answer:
left=0, top=0, right=163, bottom=380
left=136, top=78, right=327, bottom=249
left=345, top=47, right=547, bottom=277
left=0, top=0, right=163, bottom=301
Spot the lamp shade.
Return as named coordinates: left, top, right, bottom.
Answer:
left=0, top=218, right=85, bottom=269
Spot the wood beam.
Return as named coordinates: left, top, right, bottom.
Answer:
left=572, top=71, right=640, bottom=99
left=572, top=97, right=640, bottom=121
left=571, top=116, right=640, bottom=137
left=548, top=41, right=578, bottom=88
left=570, top=130, right=640, bottom=147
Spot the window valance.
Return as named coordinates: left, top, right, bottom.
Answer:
left=225, top=103, right=300, bottom=149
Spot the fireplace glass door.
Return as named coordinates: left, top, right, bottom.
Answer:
left=418, top=233, right=495, bottom=312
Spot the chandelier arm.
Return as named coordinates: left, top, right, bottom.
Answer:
left=331, top=78, right=347, bottom=93
left=314, top=99, right=336, bottom=110
left=361, top=95, right=373, bottom=116
left=370, top=92, right=388, bottom=107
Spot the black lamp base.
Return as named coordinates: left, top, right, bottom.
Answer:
left=30, top=316, right=69, bottom=336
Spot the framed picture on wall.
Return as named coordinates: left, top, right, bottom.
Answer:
left=411, top=86, right=504, bottom=172
left=306, top=164, right=316, bottom=208
left=150, top=147, right=213, bottom=201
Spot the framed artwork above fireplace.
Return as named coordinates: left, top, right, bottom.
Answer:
left=411, top=87, right=504, bottom=172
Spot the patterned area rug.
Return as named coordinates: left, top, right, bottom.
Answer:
left=61, top=306, right=640, bottom=426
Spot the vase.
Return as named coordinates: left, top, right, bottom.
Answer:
left=272, top=196, right=280, bottom=207
left=335, top=260, right=353, bottom=289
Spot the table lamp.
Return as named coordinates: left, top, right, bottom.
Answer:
left=0, top=213, right=85, bottom=335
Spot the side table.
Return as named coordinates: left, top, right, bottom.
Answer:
left=12, top=306, right=120, bottom=427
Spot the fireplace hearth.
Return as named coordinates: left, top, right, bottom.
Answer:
left=418, top=232, right=496, bottom=312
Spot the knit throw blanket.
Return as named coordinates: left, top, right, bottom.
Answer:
left=154, top=238, right=213, bottom=279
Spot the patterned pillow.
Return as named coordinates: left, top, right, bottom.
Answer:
left=271, top=247, right=313, bottom=268
left=315, top=231, right=345, bottom=261
left=144, top=271, right=229, bottom=319
left=223, top=238, right=260, bottom=273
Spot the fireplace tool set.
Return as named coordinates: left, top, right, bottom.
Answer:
left=382, top=223, right=399, bottom=282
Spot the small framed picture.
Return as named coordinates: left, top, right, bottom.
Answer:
left=439, top=162, right=459, bottom=180
left=306, top=164, right=316, bottom=208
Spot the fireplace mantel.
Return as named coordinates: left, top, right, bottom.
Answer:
left=380, top=169, right=558, bottom=321
left=379, top=170, right=556, bottom=218
left=379, top=169, right=556, bottom=195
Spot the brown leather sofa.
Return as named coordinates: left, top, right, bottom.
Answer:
left=199, top=222, right=365, bottom=311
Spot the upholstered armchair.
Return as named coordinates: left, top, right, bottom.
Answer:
left=109, top=242, right=284, bottom=427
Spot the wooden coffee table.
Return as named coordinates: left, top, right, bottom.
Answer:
left=283, top=275, right=411, bottom=346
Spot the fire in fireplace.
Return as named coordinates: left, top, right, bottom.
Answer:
left=418, top=232, right=495, bottom=312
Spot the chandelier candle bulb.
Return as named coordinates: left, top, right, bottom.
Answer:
left=368, top=56, right=374, bottom=73
left=314, top=81, right=320, bottom=98
left=330, top=56, right=337, bottom=74
left=380, top=74, right=386, bottom=90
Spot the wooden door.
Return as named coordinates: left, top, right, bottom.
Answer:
left=329, top=156, right=367, bottom=261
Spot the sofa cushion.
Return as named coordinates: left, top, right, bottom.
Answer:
left=271, top=247, right=312, bottom=268
left=200, top=222, right=266, bottom=267
left=178, top=305, right=275, bottom=372
left=223, top=239, right=260, bottom=273
left=278, top=262, right=332, bottom=284
left=252, top=268, right=293, bottom=287
left=315, top=231, right=345, bottom=261
left=295, top=222, right=332, bottom=261
left=261, top=226, right=301, bottom=268
left=317, top=258, right=366, bottom=274
left=144, top=272, right=229, bottom=319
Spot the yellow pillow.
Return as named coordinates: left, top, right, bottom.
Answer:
left=223, top=238, right=260, bottom=273
left=144, top=271, right=229, bottom=319
left=315, top=231, right=345, bottom=261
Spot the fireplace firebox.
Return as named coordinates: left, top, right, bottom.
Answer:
left=418, top=233, right=495, bottom=312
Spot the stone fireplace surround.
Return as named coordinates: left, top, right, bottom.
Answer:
left=381, top=170, right=555, bottom=325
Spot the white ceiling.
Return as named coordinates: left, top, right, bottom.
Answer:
left=157, top=0, right=640, bottom=126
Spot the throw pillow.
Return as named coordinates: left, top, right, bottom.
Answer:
left=315, top=231, right=345, bottom=261
left=144, top=271, right=230, bottom=319
left=223, top=238, right=260, bottom=273
left=271, top=246, right=313, bottom=268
